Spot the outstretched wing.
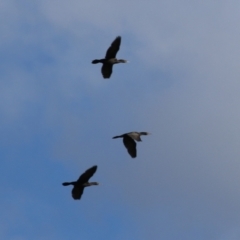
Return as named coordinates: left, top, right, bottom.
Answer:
left=72, top=186, right=84, bottom=200
left=105, top=36, right=121, bottom=59
left=77, top=166, right=98, bottom=184
left=101, top=63, right=113, bottom=79
left=123, top=135, right=137, bottom=158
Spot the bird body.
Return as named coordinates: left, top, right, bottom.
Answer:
left=92, top=59, right=126, bottom=64
left=126, top=132, right=149, bottom=141
left=62, top=166, right=98, bottom=200
left=92, top=36, right=127, bottom=78
left=113, top=132, right=150, bottom=158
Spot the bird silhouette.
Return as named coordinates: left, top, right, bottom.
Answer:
left=112, top=132, right=150, bottom=158
left=92, top=36, right=128, bottom=78
left=62, top=165, right=98, bottom=200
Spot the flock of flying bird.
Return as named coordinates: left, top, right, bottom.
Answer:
left=62, top=36, right=150, bottom=200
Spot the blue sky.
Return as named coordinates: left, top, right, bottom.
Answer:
left=1, top=0, right=240, bottom=239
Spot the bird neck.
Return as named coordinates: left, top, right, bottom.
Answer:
left=118, top=59, right=127, bottom=63
left=83, top=182, right=99, bottom=187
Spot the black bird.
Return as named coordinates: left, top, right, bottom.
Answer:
left=112, top=132, right=150, bottom=158
left=92, top=36, right=128, bottom=79
left=62, top=166, right=98, bottom=200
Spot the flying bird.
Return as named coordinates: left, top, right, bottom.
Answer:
left=92, top=36, right=128, bottom=79
left=62, top=165, right=98, bottom=200
left=112, top=132, right=150, bottom=158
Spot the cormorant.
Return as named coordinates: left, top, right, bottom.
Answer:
left=62, top=165, right=98, bottom=200
left=92, top=36, right=127, bottom=79
left=112, top=132, right=150, bottom=158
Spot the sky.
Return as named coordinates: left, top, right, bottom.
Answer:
left=1, top=0, right=240, bottom=239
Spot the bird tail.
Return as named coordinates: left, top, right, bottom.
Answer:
left=62, top=182, right=72, bottom=186
left=92, top=59, right=101, bottom=64
left=112, top=135, right=122, bottom=139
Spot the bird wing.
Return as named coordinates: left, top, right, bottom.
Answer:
left=77, top=166, right=98, bottom=183
left=105, top=36, right=121, bottom=59
left=101, top=63, right=113, bottom=79
left=123, top=135, right=137, bottom=158
left=72, top=186, right=84, bottom=200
